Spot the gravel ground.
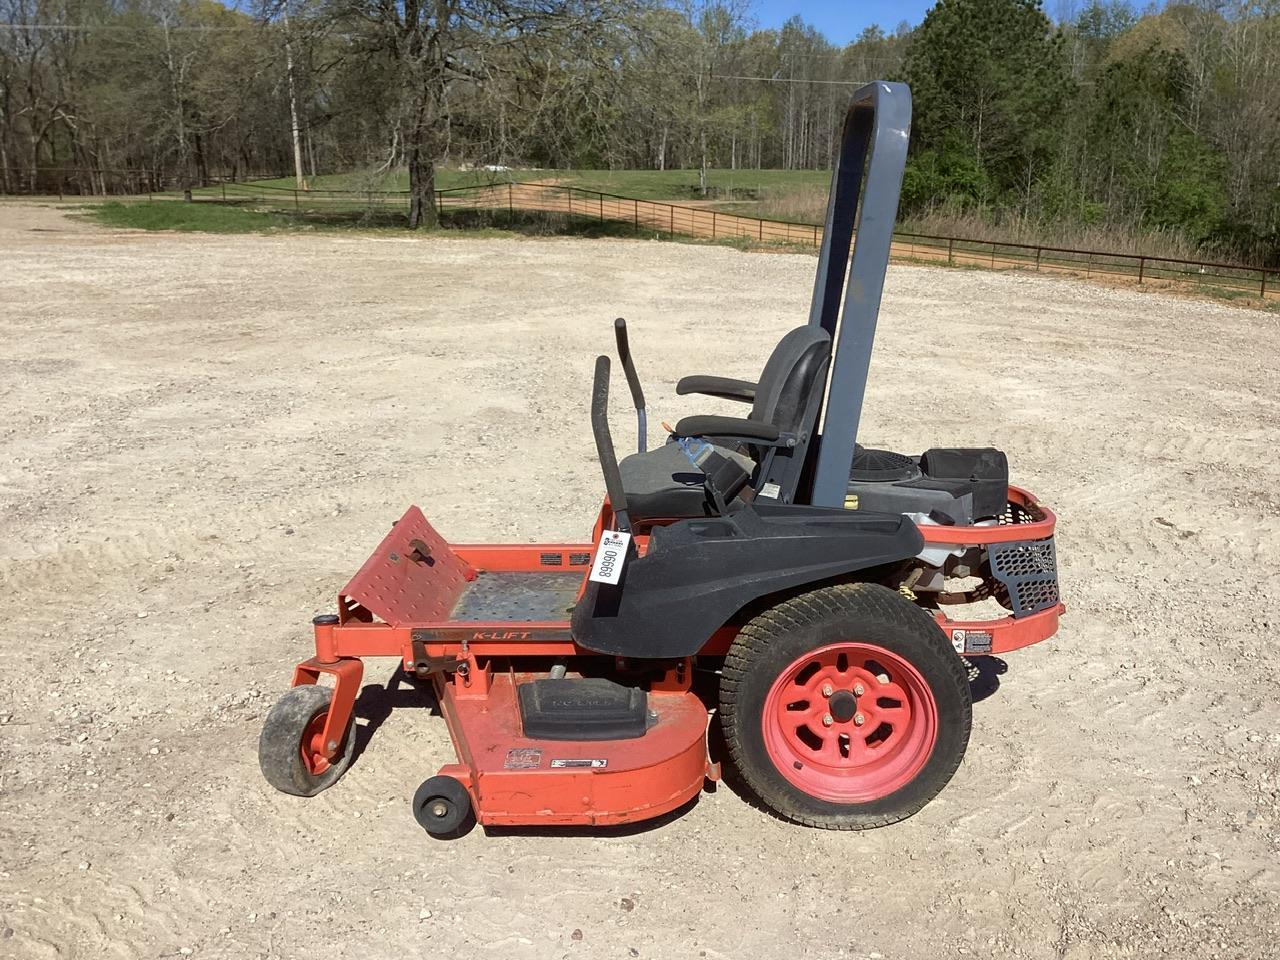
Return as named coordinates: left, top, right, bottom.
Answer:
left=1, top=202, right=1278, bottom=960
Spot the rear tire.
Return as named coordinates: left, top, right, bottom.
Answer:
left=259, top=685, right=355, bottom=797
left=720, top=583, right=971, bottom=829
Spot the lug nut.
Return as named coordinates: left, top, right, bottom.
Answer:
left=326, top=740, right=337, bottom=752
left=822, top=714, right=834, bottom=727
left=821, top=683, right=834, bottom=697
left=430, top=801, right=449, bottom=818
left=853, top=683, right=865, bottom=696
left=854, top=713, right=865, bottom=726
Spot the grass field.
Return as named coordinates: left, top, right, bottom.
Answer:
left=88, top=200, right=319, bottom=233
left=79, top=199, right=780, bottom=251
left=238, top=167, right=1251, bottom=261
left=249, top=167, right=831, bottom=203
left=74, top=176, right=1279, bottom=314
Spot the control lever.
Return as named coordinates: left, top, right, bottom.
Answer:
left=613, top=318, right=647, bottom=454
left=590, top=355, right=632, bottom=533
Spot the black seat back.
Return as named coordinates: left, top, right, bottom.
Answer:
left=751, top=325, right=832, bottom=433
left=749, top=325, right=831, bottom=505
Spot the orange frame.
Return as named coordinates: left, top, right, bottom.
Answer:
left=310, top=484, right=1060, bottom=669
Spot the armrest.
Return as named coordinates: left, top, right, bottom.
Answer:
left=672, top=415, right=780, bottom=443
left=675, top=375, right=756, bottom=403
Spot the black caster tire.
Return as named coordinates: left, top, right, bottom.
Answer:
left=259, top=685, right=355, bottom=797
left=720, top=582, right=971, bottom=830
left=412, top=775, right=475, bottom=838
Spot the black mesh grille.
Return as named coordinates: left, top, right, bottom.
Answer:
left=991, top=542, right=1054, bottom=577
left=1014, top=578, right=1060, bottom=612
left=998, top=500, right=1046, bottom=525
left=989, top=538, right=1059, bottom=617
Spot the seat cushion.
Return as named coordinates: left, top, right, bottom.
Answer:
left=619, top=441, right=754, bottom=520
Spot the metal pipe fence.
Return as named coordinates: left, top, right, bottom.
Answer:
left=4, top=168, right=1276, bottom=302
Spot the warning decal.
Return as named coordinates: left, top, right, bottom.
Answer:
left=504, top=748, right=543, bottom=770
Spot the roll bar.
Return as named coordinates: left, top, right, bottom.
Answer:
left=806, top=81, right=912, bottom=508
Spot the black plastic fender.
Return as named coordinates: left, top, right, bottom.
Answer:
left=571, top=503, right=923, bottom=659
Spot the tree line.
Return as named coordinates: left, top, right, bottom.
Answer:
left=2, top=0, right=1277, bottom=263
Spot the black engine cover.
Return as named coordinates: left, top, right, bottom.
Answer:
left=919, top=447, right=1009, bottom=520
left=846, top=446, right=1009, bottom=524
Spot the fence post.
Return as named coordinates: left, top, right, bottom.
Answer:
left=508, top=182, right=513, bottom=216
left=1263, top=269, right=1269, bottom=299
left=758, top=218, right=763, bottom=241
left=813, top=225, right=818, bottom=246
left=599, top=192, right=603, bottom=221
left=1086, top=253, right=1092, bottom=279
left=712, top=211, right=717, bottom=239
left=567, top=188, right=572, bottom=218
left=1035, top=247, right=1041, bottom=272
left=1138, top=257, right=1145, bottom=285
left=293, top=189, right=299, bottom=212
left=669, top=205, right=674, bottom=236
left=633, top=199, right=638, bottom=233
left=947, top=237, right=954, bottom=266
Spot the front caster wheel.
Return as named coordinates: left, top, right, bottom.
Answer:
left=412, top=776, right=475, bottom=839
left=720, top=583, right=972, bottom=830
left=259, top=685, right=355, bottom=797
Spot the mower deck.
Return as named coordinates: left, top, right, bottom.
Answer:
left=433, top=668, right=710, bottom=826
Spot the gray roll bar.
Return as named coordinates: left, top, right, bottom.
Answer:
left=806, top=81, right=912, bottom=508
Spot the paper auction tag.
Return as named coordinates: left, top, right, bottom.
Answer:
left=588, top=530, right=631, bottom=584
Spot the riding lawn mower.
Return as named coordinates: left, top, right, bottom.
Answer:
left=258, top=81, right=1063, bottom=836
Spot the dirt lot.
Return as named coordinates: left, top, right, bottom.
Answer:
left=1, top=202, right=1277, bottom=960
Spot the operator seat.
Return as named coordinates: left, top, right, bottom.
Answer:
left=618, top=325, right=831, bottom=521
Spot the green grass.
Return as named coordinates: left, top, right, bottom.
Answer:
left=244, top=167, right=830, bottom=202
left=88, top=199, right=306, bottom=232
left=81, top=198, right=783, bottom=247
left=540, top=168, right=829, bottom=201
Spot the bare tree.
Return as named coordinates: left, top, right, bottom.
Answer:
left=334, top=0, right=631, bottom=228
left=674, top=0, right=748, bottom=195
left=282, top=0, right=307, bottom=189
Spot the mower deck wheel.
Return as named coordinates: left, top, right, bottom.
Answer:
left=259, top=684, right=355, bottom=797
left=412, top=775, right=475, bottom=839
left=720, top=582, right=972, bottom=830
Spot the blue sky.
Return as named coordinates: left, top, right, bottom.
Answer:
left=751, top=1, right=935, bottom=43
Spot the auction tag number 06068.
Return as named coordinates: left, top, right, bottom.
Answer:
left=588, top=530, right=631, bottom=585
